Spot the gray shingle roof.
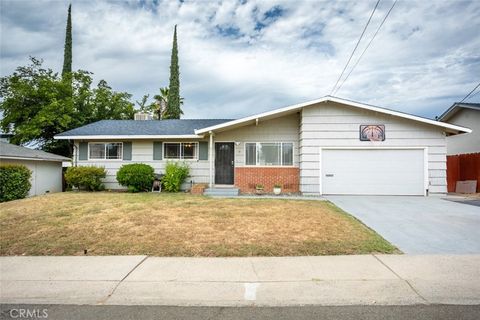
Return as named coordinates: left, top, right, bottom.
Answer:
left=55, top=119, right=234, bottom=137
left=0, top=142, right=70, bottom=162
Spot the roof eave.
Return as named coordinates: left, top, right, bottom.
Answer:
left=437, top=103, right=458, bottom=122
left=54, top=134, right=205, bottom=140
left=0, top=155, right=70, bottom=162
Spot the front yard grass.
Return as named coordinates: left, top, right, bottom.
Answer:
left=0, top=192, right=398, bottom=256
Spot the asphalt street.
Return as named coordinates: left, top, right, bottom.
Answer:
left=2, top=304, right=480, bottom=320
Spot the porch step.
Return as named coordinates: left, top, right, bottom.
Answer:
left=204, top=187, right=240, bottom=197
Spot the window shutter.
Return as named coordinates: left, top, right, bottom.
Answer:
left=198, top=141, right=208, bottom=160
left=123, top=142, right=132, bottom=160
left=153, top=142, right=163, bottom=160
left=78, top=142, right=88, bottom=160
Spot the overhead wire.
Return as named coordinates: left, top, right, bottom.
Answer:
left=333, top=0, right=398, bottom=95
left=330, top=0, right=381, bottom=95
left=459, top=82, right=480, bottom=103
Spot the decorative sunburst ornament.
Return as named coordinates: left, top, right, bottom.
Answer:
left=360, top=125, right=385, bottom=141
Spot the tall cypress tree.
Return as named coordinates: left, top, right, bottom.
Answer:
left=62, top=4, right=72, bottom=78
left=165, top=25, right=182, bottom=119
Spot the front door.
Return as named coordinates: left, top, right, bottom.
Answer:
left=215, top=142, right=235, bottom=185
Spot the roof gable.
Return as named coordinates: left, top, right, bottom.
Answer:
left=438, top=102, right=480, bottom=122
left=195, top=96, right=471, bottom=135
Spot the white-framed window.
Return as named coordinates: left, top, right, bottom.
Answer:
left=245, top=142, right=293, bottom=166
left=164, top=142, right=198, bottom=160
left=88, top=142, right=123, bottom=160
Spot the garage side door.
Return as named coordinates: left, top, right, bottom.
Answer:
left=322, top=149, right=425, bottom=195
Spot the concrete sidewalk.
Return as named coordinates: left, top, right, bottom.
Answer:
left=1, top=255, right=479, bottom=306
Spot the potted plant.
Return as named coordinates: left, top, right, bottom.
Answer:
left=255, top=184, right=264, bottom=195
left=273, top=183, right=282, bottom=195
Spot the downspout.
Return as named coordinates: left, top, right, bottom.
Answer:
left=72, top=142, right=78, bottom=167
left=209, top=131, right=214, bottom=188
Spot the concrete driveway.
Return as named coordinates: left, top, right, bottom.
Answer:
left=326, top=196, right=480, bottom=254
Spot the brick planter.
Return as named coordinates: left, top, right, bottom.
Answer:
left=234, top=167, right=300, bottom=194
left=190, top=183, right=208, bottom=195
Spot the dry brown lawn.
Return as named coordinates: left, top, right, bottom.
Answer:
left=0, top=192, right=397, bottom=256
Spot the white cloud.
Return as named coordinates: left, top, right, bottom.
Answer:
left=1, top=0, right=479, bottom=120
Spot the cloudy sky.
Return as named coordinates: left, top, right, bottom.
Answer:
left=1, top=0, right=479, bottom=119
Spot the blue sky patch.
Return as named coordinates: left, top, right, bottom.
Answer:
left=254, top=5, right=285, bottom=31
left=215, top=24, right=243, bottom=38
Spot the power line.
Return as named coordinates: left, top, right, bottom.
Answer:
left=459, top=82, right=480, bottom=103
left=466, top=88, right=480, bottom=100
left=333, top=0, right=397, bottom=95
left=330, top=0, right=381, bottom=95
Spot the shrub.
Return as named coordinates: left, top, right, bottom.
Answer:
left=116, top=163, right=155, bottom=192
left=0, top=164, right=32, bottom=202
left=163, top=162, right=190, bottom=192
left=64, top=166, right=106, bottom=191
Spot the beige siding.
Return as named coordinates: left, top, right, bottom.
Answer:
left=445, top=109, right=480, bottom=155
left=0, top=159, right=63, bottom=196
left=215, top=113, right=300, bottom=167
left=300, top=102, right=447, bottom=195
left=73, top=115, right=300, bottom=189
left=74, top=139, right=210, bottom=190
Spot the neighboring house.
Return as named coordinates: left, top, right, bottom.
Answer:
left=438, top=102, right=480, bottom=192
left=0, top=142, right=71, bottom=196
left=437, top=102, right=480, bottom=156
left=0, top=132, right=13, bottom=143
left=55, top=96, right=470, bottom=196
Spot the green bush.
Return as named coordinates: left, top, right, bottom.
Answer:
left=116, top=163, right=155, bottom=192
left=163, top=162, right=190, bottom=192
left=64, top=166, right=106, bottom=191
left=0, top=164, right=32, bottom=202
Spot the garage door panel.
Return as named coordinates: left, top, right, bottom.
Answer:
left=322, top=149, right=424, bottom=195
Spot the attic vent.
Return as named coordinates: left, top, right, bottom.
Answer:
left=134, top=112, right=153, bottom=120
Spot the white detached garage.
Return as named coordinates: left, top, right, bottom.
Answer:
left=0, top=142, right=70, bottom=196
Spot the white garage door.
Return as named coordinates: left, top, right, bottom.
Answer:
left=322, top=149, right=425, bottom=195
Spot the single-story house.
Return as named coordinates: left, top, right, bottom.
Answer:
left=0, top=141, right=71, bottom=196
left=55, top=96, right=470, bottom=196
left=437, top=102, right=480, bottom=192
left=438, top=102, right=480, bottom=156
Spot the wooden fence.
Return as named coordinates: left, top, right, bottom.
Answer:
left=446, top=153, right=480, bottom=192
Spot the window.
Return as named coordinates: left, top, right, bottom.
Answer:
left=89, top=142, right=122, bottom=160
left=245, top=143, right=256, bottom=166
left=245, top=142, right=293, bottom=166
left=164, top=142, right=198, bottom=160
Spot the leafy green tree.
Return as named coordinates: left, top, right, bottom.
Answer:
left=62, top=4, right=72, bottom=78
left=91, top=80, right=134, bottom=122
left=0, top=57, right=135, bottom=157
left=0, top=58, right=74, bottom=155
left=165, top=25, right=183, bottom=119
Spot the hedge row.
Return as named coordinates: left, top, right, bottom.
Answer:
left=65, top=162, right=190, bottom=193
